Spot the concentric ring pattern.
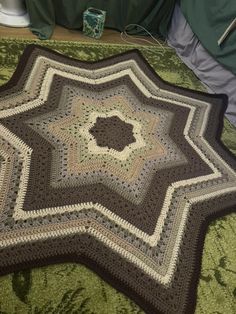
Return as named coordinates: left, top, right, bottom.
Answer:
left=0, top=45, right=235, bottom=314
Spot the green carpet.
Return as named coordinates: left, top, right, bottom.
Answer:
left=0, top=38, right=235, bottom=314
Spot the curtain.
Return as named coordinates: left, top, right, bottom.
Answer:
left=25, top=0, right=176, bottom=40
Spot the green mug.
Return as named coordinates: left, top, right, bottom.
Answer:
left=83, top=7, right=106, bottom=39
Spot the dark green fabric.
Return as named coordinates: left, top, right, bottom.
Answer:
left=25, top=0, right=176, bottom=40
left=180, top=0, right=236, bottom=75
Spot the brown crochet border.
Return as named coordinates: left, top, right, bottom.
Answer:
left=0, top=44, right=235, bottom=314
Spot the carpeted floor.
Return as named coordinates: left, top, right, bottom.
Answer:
left=0, top=38, right=235, bottom=314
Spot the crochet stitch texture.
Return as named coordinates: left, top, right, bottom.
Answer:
left=0, top=45, right=235, bottom=314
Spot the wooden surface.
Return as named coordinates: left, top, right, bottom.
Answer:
left=0, top=25, right=156, bottom=45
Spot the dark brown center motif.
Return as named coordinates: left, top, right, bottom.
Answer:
left=89, top=115, right=135, bottom=152
left=0, top=45, right=235, bottom=314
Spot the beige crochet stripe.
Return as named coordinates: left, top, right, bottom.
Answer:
left=1, top=181, right=235, bottom=285
left=0, top=213, right=175, bottom=277
left=1, top=64, right=219, bottom=182
left=80, top=110, right=146, bottom=160
left=0, top=217, right=172, bottom=283
left=0, top=55, right=226, bottom=178
left=46, top=94, right=165, bottom=184
left=4, top=178, right=234, bottom=278
left=0, top=56, right=204, bottom=116
left=0, top=54, right=235, bottom=284
left=0, top=126, right=236, bottom=285
left=0, top=146, right=233, bottom=285
left=79, top=111, right=163, bottom=163
left=1, top=61, right=234, bottom=239
left=162, top=179, right=236, bottom=264
left=0, top=54, right=216, bottom=177
left=0, top=146, right=14, bottom=214
left=0, top=55, right=228, bottom=177
left=0, top=63, right=233, bottom=242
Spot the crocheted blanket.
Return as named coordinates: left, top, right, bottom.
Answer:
left=0, top=45, right=235, bottom=314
